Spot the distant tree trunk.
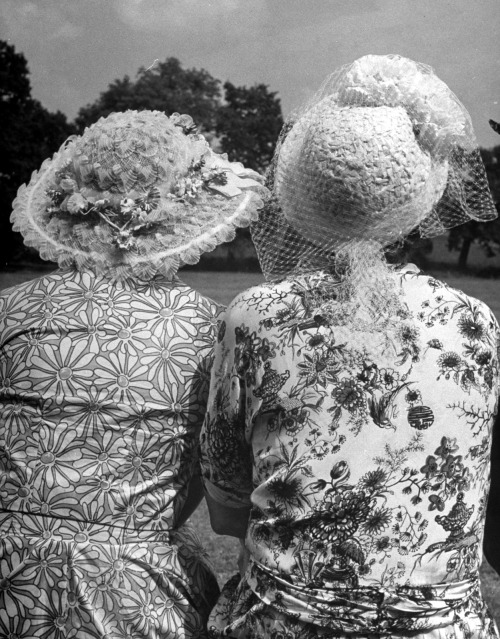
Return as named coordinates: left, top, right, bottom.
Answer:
left=458, top=238, right=472, bottom=269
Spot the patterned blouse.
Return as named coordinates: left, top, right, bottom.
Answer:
left=201, top=266, right=500, bottom=639
left=0, top=268, right=222, bottom=638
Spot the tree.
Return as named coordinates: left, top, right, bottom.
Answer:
left=75, top=58, right=221, bottom=133
left=1, top=45, right=285, bottom=269
left=447, top=147, right=500, bottom=269
left=0, top=40, right=31, bottom=106
left=206, top=83, right=284, bottom=269
left=216, top=82, right=284, bottom=172
left=0, top=40, right=75, bottom=263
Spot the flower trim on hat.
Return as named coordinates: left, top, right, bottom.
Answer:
left=46, top=157, right=230, bottom=251
left=11, top=110, right=267, bottom=281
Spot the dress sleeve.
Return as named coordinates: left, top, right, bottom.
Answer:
left=483, top=315, right=500, bottom=575
left=190, top=297, right=225, bottom=428
left=200, top=303, right=254, bottom=509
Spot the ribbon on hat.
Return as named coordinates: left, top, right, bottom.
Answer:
left=207, top=157, right=263, bottom=198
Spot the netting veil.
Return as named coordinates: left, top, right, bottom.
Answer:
left=251, top=55, right=497, bottom=299
left=12, top=110, right=267, bottom=281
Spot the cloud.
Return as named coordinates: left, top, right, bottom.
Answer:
left=114, top=0, right=269, bottom=34
left=1, top=0, right=498, bottom=147
left=0, top=0, right=83, bottom=41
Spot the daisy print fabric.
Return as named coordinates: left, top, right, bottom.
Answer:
left=0, top=269, right=221, bottom=638
left=201, top=265, right=500, bottom=639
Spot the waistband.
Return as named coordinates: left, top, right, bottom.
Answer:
left=248, top=560, right=480, bottom=634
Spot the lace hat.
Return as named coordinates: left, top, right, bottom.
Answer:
left=252, top=54, right=497, bottom=282
left=12, top=110, right=267, bottom=280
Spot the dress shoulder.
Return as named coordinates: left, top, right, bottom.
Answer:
left=0, top=270, right=60, bottom=299
left=400, top=269, right=500, bottom=328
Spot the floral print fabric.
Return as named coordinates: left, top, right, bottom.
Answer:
left=200, top=266, right=500, bottom=638
left=0, top=269, right=222, bottom=637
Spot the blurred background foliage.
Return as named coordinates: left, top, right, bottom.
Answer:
left=1, top=39, right=500, bottom=272
left=0, top=41, right=76, bottom=261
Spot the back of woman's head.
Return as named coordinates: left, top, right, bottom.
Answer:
left=252, top=54, right=496, bottom=282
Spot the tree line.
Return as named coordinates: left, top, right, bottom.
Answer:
left=1, top=39, right=499, bottom=270
left=0, top=41, right=283, bottom=266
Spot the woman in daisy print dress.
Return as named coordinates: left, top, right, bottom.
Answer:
left=0, top=110, right=266, bottom=636
left=200, top=56, right=500, bottom=638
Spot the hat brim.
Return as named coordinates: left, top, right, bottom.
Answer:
left=11, top=131, right=267, bottom=281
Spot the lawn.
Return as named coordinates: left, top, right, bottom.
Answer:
left=1, top=266, right=499, bottom=621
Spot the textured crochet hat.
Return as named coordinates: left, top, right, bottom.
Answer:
left=12, top=110, right=267, bottom=280
left=252, top=54, right=497, bottom=282
left=277, top=102, right=449, bottom=248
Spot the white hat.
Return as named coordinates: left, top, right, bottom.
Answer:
left=12, top=110, right=268, bottom=281
left=252, top=54, right=496, bottom=282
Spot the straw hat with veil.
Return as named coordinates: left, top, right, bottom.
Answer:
left=251, top=54, right=496, bottom=330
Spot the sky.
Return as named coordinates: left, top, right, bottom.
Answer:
left=1, top=0, right=499, bottom=148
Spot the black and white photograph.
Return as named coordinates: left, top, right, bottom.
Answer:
left=0, top=1, right=499, bottom=636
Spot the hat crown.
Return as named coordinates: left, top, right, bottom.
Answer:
left=11, top=110, right=267, bottom=281
left=301, top=105, right=425, bottom=210
left=251, top=54, right=496, bottom=283
left=72, top=111, right=193, bottom=195
left=276, top=103, right=447, bottom=247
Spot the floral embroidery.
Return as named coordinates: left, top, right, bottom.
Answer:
left=201, top=268, right=500, bottom=638
left=0, top=268, right=221, bottom=636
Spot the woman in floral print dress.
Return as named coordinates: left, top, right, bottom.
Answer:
left=0, top=110, right=266, bottom=636
left=200, top=56, right=500, bottom=638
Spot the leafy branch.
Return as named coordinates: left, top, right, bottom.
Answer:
left=448, top=400, right=491, bottom=437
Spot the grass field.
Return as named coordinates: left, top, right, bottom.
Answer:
left=1, top=266, right=499, bottom=620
